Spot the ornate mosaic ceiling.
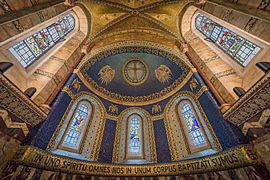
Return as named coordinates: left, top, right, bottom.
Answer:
left=78, top=46, right=192, bottom=106
left=76, top=0, right=191, bottom=44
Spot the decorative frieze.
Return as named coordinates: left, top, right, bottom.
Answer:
left=10, top=145, right=259, bottom=176
left=224, top=73, right=270, bottom=126
left=0, top=74, right=47, bottom=126
left=210, top=69, right=236, bottom=84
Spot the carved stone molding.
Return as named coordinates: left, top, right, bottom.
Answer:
left=0, top=74, right=47, bottom=126
left=224, top=73, right=270, bottom=126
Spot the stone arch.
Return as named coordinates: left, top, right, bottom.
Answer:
left=73, top=2, right=92, bottom=43
left=77, top=40, right=194, bottom=73
left=0, top=6, right=92, bottom=106
left=179, top=5, right=270, bottom=105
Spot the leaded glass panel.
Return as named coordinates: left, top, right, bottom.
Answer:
left=64, top=103, right=88, bottom=147
left=181, top=103, right=206, bottom=146
left=9, top=14, right=75, bottom=68
left=48, top=25, right=60, bottom=42
left=195, top=14, right=261, bottom=66
left=9, top=42, right=35, bottom=67
left=25, top=36, right=43, bottom=57
left=128, top=115, right=142, bottom=157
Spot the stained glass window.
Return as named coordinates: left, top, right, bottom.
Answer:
left=63, top=103, right=88, bottom=148
left=9, top=14, right=75, bottom=68
left=195, top=14, right=261, bottom=66
left=128, top=115, right=142, bottom=157
left=181, top=102, right=206, bottom=146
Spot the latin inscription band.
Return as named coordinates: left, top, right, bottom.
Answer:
left=11, top=145, right=259, bottom=177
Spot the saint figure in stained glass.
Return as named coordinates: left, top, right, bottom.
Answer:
left=9, top=14, right=75, bottom=68
left=128, top=115, right=142, bottom=157
left=181, top=102, right=206, bottom=146
left=63, top=103, right=88, bottom=147
left=72, top=116, right=84, bottom=132
left=195, top=14, right=261, bottom=66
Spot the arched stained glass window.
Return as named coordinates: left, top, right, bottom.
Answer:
left=195, top=14, right=261, bottom=66
left=127, top=115, right=142, bottom=157
left=62, top=102, right=89, bottom=149
left=180, top=102, right=206, bottom=146
left=9, top=14, right=75, bottom=68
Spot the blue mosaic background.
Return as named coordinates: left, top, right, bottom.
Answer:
left=153, top=120, right=172, bottom=163
left=87, top=52, right=185, bottom=96
left=98, top=119, right=117, bottom=163
left=24, top=52, right=248, bottom=162
left=22, top=91, right=72, bottom=149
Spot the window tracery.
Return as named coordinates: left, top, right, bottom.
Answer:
left=195, top=14, right=261, bottom=66
left=9, top=14, right=75, bottom=68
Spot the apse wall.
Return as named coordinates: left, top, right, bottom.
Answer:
left=23, top=49, right=248, bottom=163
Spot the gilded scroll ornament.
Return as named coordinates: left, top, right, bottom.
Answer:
left=155, top=65, right=172, bottom=83
left=98, top=65, right=115, bottom=85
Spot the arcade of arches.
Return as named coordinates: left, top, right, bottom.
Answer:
left=0, top=0, right=270, bottom=179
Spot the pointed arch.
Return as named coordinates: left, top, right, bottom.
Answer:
left=180, top=6, right=270, bottom=104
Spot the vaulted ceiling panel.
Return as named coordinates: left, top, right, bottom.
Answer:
left=144, top=2, right=185, bottom=34
left=82, top=1, right=127, bottom=35
left=99, top=16, right=167, bottom=37
left=107, top=0, right=163, bottom=8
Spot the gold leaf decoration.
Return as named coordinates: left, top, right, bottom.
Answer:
left=155, top=65, right=172, bottom=83
left=71, top=78, right=81, bottom=92
left=189, top=77, right=199, bottom=92
left=108, top=104, right=118, bottom=115
left=98, top=65, right=115, bottom=85
left=152, top=104, right=162, bottom=114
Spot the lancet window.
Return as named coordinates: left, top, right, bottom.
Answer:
left=195, top=14, right=261, bottom=66
left=179, top=101, right=206, bottom=147
left=127, top=114, right=143, bottom=158
left=9, top=14, right=75, bottom=68
left=61, top=101, right=91, bottom=150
